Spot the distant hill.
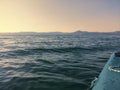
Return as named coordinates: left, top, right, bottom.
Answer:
left=0, top=30, right=119, bottom=35
left=112, top=31, right=120, bottom=34
left=70, top=30, right=120, bottom=35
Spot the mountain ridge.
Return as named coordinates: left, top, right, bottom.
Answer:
left=0, top=30, right=120, bottom=35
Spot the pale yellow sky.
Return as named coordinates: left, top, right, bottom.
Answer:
left=0, top=0, right=120, bottom=33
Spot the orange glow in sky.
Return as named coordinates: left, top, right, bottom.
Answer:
left=0, top=0, right=120, bottom=33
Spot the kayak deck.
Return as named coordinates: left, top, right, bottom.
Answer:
left=92, top=51, right=120, bottom=90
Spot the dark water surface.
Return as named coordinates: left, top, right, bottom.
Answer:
left=0, top=33, right=120, bottom=90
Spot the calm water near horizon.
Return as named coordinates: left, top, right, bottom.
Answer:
left=0, top=33, right=120, bottom=90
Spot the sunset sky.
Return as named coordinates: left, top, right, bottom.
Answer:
left=0, top=0, right=120, bottom=33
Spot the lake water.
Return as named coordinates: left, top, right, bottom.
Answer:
left=0, top=33, right=120, bottom=90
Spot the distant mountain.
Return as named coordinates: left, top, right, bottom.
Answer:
left=12, top=31, right=64, bottom=35
left=70, top=30, right=99, bottom=35
left=70, top=30, right=120, bottom=35
left=0, top=30, right=119, bottom=35
left=71, top=30, right=89, bottom=34
left=73, top=30, right=83, bottom=33
left=113, top=31, right=120, bottom=34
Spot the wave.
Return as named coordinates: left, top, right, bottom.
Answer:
left=31, top=47, right=92, bottom=52
left=0, top=47, right=92, bottom=55
left=0, top=46, right=117, bottom=57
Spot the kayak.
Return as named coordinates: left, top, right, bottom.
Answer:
left=91, top=51, right=120, bottom=90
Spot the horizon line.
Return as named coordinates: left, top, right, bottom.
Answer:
left=0, top=30, right=119, bottom=34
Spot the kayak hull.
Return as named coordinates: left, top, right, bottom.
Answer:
left=92, top=51, right=120, bottom=90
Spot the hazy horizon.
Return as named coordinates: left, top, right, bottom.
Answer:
left=0, top=30, right=120, bottom=33
left=0, top=0, right=120, bottom=33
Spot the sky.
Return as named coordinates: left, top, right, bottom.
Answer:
left=0, top=0, right=120, bottom=33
